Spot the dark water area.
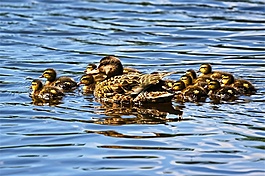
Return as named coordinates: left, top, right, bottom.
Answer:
left=0, top=0, right=265, bottom=175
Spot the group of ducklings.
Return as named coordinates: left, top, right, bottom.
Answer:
left=30, top=55, right=256, bottom=105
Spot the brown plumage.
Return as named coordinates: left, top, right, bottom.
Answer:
left=40, top=68, right=77, bottom=91
left=208, top=80, right=239, bottom=101
left=198, top=63, right=232, bottom=81
left=221, top=74, right=256, bottom=95
left=30, top=79, right=64, bottom=101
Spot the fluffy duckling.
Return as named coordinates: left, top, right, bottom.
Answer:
left=40, top=68, right=78, bottom=91
left=221, top=74, right=256, bottom=95
left=174, top=76, right=208, bottom=102
left=208, top=80, right=239, bottom=101
left=78, top=74, right=95, bottom=93
left=198, top=63, right=232, bottom=81
left=30, top=79, right=64, bottom=101
left=180, top=75, right=193, bottom=87
left=84, top=63, right=97, bottom=73
left=185, top=69, right=197, bottom=84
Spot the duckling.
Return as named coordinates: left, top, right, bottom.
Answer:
left=180, top=75, right=193, bottom=87
left=40, top=68, right=78, bottom=91
left=193, top=76, right=212, bottom=93
left=198, top=63, right=232, bottom=81
left=84, top=63, right=97, bottom=74
left=208, top=80, right=239, bottom=101
left=185, top=69, right=197, bottom=84
left=174, top=77, right=208, bottom=102
left=30, top=79, right=64, bottom=101
left=171, top=80, right=185, bottom=102
left=221, top=74, right=256, bottom=95
left=79, top=74, right=95, bottom=93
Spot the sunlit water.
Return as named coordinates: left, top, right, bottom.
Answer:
left=1, top=0, right=265, bottom=175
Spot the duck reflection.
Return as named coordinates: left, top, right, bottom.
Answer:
left=93, top=102, right=183, bottom=125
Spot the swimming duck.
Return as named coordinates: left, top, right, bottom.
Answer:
left=78, top=74, right=96, bottom=93
left=87, top=55, right=123, bottom=78
left=84, top=63, right=97, bottom=73
left=86, top=56, right=141, bottom=76
left=185, top=69, right=197, bottom=84
left=173, top=77, right=207, bottom=103
left=221, top=74, right=256, bottom=95
left=30, top=79, right=64, bottom=101
left=180, top=75, right=193, bottom=87
left=94, top=72, right=175, bottom=105
left=40, top=68, right=78, bottom=91
left=208, top=80, right=239, bottom=101
left=198, top=63, right=232, bottom=81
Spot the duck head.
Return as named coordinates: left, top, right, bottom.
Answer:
left=199, top=63, right=212, bottom=74
left=208, top=80, right=221, bottom=91
left=40, top=68, right=57, bottom=82
left=172, top=80, right=186, bottom=91
left=31, top=79, right=43, bottom=92
left=180, top=75, right=193, bottom=87
left=222, top=74, right=234, bottom=86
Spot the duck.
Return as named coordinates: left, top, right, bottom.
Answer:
left=221, top=74, right=256, bottom=95
left=30, top=79, right=64, bottom=102
left=185, top=69, right=197, bottom=84
left=78, top=74, right=96, bottom=93
left=175, top=76, right=208, bottom=102
left=90, top=56, right=174, bottom=105
left=84, top=63, right=97, bottom=73
left=86, top=56, right=124, bottom=78
left=40, top=68, right=78, bottom=91
left=86, top=56, right=141, bottom=76
left=95, top=72, right=175, bottom=105
left=208, top=80, right=239, bottom=102
left=198, top=63, right=232, bottom=81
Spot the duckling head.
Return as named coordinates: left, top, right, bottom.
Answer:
left=221, top=74, right=234, bottom=85
left=85, top=63, right=97, bottom=74
left=172, top=80, right=186, bottom=91
left=31, top=79, right=43, bottom=92
left=208, top=80, right=221, bottom=90
left=40, top=68, right=57, bottom=82
left=180, top=75, right=193, bottom=87
left=186, top=69, right=197, bottom=80
left=79, top=74, right=95, bottom=85
left=199, top=63, right=212, bottom=74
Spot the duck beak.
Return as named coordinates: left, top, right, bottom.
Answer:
left=39, top=74, right=44, bottom=78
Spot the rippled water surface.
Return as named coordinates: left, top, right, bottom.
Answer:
left=1, top=0, right=265, bottom=175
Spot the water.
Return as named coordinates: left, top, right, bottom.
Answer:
left=1, top=0, right=265, bottom=175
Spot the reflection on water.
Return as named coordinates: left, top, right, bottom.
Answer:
left=0, top=0, right=265, bottom=175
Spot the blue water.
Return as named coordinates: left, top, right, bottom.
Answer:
left=1, top=0, right=265, bottom=175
